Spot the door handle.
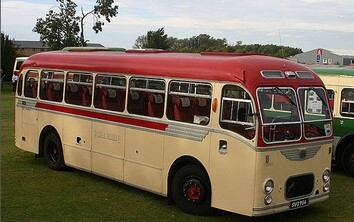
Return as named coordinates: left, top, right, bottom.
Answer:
left=76, top=137, right=82, bottom=145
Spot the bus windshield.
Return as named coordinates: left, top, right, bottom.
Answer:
left=257, top=87, right=301, bottom=143
left=257, top=87, right=301, bottom=124
left=257, top=87, right=332, bottom=143
left=298, top=87, right=332, bottom=138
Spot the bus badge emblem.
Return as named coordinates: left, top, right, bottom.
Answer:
left=299, top=149, right=307, bottom=159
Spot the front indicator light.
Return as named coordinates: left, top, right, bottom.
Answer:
left=323, top=182, right=330, bottom=192
left=264, top=195, right=273, bottom=205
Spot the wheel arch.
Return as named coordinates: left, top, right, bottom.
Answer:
left=336, top=133, right=354, bottom=165
left=39, top=125, right=61, bottom=158
left=167, top=155, right=211, bottom=202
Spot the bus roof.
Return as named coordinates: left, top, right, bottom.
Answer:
left=15, top=57, right=29, bottom=61
left=308, top=66, right=354, bottom=77
left=21, top=50, right=324, bottom=91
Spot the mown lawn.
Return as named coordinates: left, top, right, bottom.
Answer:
left=1, top=82, right=353, bottom=221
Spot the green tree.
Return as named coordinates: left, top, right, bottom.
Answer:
left=33, top=0, right=118, bottom=50
left=1, top=33, right=18, bottom=82
left=79, top=0, right=119, bottom=46
left=169, top=34, right=229, bottom=53
left=133, top=30, right=302, bottom=57
left=133, top=28, right=171, bottom=50
left=33, top=0, right=80, bottom=50
left=232, top=43, right=302, bottom=58
left=133, top=35, right=147, bottom=49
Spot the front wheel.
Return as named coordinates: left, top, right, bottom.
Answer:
left=172, top=165, right=212, bottom=215
left=342, top=143, right=354, bottom=177
left=43, top=133, right=65, bottom=171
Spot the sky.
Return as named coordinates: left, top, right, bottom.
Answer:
left=2, top=0, right=354, bottom=54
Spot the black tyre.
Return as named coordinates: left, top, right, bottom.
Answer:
left=172, top=165, right=212, bottom=215
left=342, top=143, right=354, bottom=177
left=43, top=133, right=65, bottom=171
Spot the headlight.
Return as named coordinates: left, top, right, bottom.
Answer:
left=323, top=170, right=330, bottom=183
left=264, top=179, right=274, bottom=194
left=264, top=195, right=273, bottom=205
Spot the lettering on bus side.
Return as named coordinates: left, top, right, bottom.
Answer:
left=94, top=130, right=120, bottom=143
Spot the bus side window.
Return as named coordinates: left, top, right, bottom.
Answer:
left=94, top=75, right=126, bottom=112
left=40, top=70, right=64, bottom=102
left=327, top=89, right=335, bottom=112
left=340, top=88, right=354, bottom=117
left=167, top=81, right=212, bottom=125
left=127, top=78, right=165, bottom=118
left=220, top=85, right=255, bottom=139
left=17, top=74, right=23, bottom=96
left=24, top=70, right=39, bottom=99
left=65, top=72, right=93, bottom=107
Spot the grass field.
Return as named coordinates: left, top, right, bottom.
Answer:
left=1, top=82, right=353, bottom=221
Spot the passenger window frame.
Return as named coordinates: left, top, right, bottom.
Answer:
left=40, top=70, right=65, bottom=103
left=17, top=73, right=23, bottom=96
left=167, top=80, right=212, bottom=125
left=65, top=72, right=93, bottom=107
left=127, top=77, right=166, bottom=118
left=24, top=70, right=39, bottom=99
left=219, top=84, right=256, bottom=139
left=340, top=87, right=354, bottom=117
left=94, top=74, right=127, bottom=112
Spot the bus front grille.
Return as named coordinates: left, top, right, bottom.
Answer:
left=285, top=174, right=314, bottom=199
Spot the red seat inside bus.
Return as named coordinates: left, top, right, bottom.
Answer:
left=128, top=91, right=148, bottom=115
left=32, top=82, right=38, bottom=98
left=148, top=94, right=164, bottom=118
left=100, top=88, right=125, bottom=112
left=174, top=97, right=194, bottom=123
left=81, top=86, right=91, bottom=107
left=192, top=97, right=211, bottom=117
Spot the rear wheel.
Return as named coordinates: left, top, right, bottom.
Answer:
left=342, top=143, right=354, bottom=177
left=172, top=165, right=212, bottom=215
left=43, top=133, right=65, bottom=171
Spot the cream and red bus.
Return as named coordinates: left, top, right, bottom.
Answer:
left=309, top=66, right=354, bottom=177
left=15, top=49, right=332, bottom=216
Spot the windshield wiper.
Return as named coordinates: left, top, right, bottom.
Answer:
left=274, top=87, right=297, bottom=106
left=309, top=87, right=329, bottom=109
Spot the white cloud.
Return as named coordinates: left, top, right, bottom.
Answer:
left=1, top=0, right=354, bottom=51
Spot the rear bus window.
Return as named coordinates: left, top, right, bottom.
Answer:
left=40, top=70, right=64, bottom=102
left=94, top=74, right=126, bottom=112
left=65, top=72, right=93, bottom=107
left=327, top=89, right=335, bottom=111
left=127, top=77, right=165, bottom=118
left=167, top=81, right=212, bottom=125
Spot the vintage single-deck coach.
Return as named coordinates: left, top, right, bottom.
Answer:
left=15, top=49, right=332, bottom=216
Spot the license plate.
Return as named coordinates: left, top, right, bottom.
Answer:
left=290, top=198, right=308, bottom=209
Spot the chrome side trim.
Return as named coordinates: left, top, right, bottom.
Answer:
left=165, top=124, right=209, bottom=141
